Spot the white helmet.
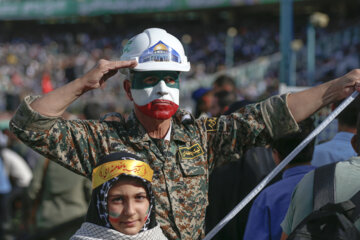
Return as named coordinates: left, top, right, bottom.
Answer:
left=120, top=28, right=190, bottom=72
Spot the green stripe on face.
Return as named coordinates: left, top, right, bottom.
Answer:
left=132, top=71, right=180, bottom=89
left=109, top=211, right=121, bottom=219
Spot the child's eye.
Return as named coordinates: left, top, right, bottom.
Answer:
left=135, top=195, right=147, bottom=201
left=111, top=197, right=124, bottom=203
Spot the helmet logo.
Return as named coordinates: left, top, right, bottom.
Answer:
left=139, top=41, right=181, bottom=64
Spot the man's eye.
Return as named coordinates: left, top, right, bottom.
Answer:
left=143, top=77, right=158, bottom=85
left=164, top=77, right=176, bottom=85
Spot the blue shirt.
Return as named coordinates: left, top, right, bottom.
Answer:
left=311, top=132, right=356, bottom=167
left=0, top=157, right=11, bottom=194
left=243, top=165, right=315, bottom=240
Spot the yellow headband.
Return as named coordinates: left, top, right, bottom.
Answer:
left=92, top=159, right=153, bottom=189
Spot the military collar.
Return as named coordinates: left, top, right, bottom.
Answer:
left=164, top=124, right=171, bottom=141
left=171, top=109, right=193, bottom=143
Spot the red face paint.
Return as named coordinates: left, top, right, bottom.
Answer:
left=135, top=99, right=178, bottom=120
left=108, top=211, right=121, bottom=222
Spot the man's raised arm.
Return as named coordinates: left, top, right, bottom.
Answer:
left=288, top=69, right=360, bottom=122
left=31, top=59, right=137, bottom=117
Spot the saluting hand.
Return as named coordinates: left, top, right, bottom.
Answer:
left=78, top=59, right=137, bottom=94
left=29, top=59, right=137, bottom=117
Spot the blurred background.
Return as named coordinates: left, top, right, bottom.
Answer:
left=0, top=0, right=359, bottom=239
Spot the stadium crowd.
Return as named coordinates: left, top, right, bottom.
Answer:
left=1, top=16, right=360, bottom=113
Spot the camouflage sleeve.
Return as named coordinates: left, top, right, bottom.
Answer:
left=260, top=93, right=299, bottom=139
left=200, top=93, right=299, bottom=169
left=10, top=95, right=111, bottom=177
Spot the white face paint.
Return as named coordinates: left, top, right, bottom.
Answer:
left=130, top=80, right=179, bottom=106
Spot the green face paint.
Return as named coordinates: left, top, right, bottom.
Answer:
left=109, top=211, right=121, bottom=220
left=131, top=71, right=180, bottom=90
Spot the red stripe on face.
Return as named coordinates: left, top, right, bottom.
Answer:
left=135, top=99, right=178, bottom=120
left=109, top=211, right=121, bottom=222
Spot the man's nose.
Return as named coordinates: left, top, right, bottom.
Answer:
left=156, top=80, right=168, bottom=96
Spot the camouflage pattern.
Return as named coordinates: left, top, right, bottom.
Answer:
left=10, top=94, right=298, bottom=240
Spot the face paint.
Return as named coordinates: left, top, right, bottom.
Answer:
left=108, top=211, right=121, bottom=222
left=143, top=205, right=151, bottom=222
left=131, top=71, right=180, bottom=120
left=107, top=180, right=151, bottom=235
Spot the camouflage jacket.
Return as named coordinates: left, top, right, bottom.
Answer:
left=10, top=94, right=298, bottom=240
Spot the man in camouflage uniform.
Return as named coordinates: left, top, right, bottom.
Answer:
left=10, top=28, right=360, bottom=239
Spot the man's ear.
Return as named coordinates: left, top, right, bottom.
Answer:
left=351, top=134, right=359, bottom=154
left=123, top=80, right=133, bottom=101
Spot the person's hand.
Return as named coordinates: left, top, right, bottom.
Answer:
left=78, top=59, right=137, bottom=94
left=328, top=69, right=360, bottom=101
left=288, top=69, right=360, bottom=122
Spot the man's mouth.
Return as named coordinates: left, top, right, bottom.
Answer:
left=135, top=98, right=179, bottom=119
left=152, top=99, right=171, bottom=104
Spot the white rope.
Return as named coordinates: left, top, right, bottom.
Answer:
left=204, top=91, right=359, bottom=240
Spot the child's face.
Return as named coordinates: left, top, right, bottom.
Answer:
left=107, top=179, right=150, bottom=235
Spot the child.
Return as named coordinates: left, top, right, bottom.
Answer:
left=71, top=152, right=167, bottom=239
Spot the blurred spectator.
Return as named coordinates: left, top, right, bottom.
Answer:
left=0, top=15, right=359, bottom=114
left=25, top=112, right=92, bottom=240
left=280, top=113, right=360, bottom=239
left=212, top=74, right=237, bottom=94
left=0, top=154, right=11, bottom=240
left=224, top=99, right=254, bottom=115
left=205, top=99, right=276, bottom=240
left=5, top=93, right=20, bottom=113
left=1, top=147, right=32, bottom=189
left=82, top=102, right=103, bottom=120
left=41, top=71, right=53, bottom=94
left=64, top=57, right=76, bottom=84
left=0, top=132, right=33, bottom=189
left=312, top=96, right=360, bottom=167
left=26, top=158, right=91, bottom=240
left=192, top=87, right=213, bottom=118
left=313, top=105, right=338, bottom=145
left=0, top=131, right=32, bottom=233
left=209, top=90, right=237, bottom=117
left=244, top=117, right=316, bottom=240
left=2, top=129, right=40, bottom=171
